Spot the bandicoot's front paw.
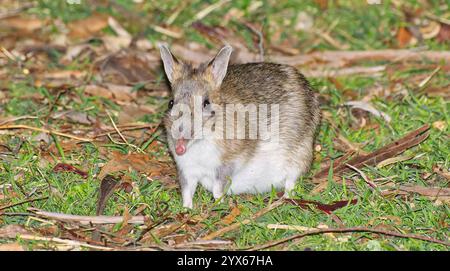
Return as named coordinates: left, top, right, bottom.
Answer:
left=182, top=199, right=193, bottom=209
left=282, top=190, right=293, bottom=199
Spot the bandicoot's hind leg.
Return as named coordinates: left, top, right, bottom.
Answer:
left=284, top=143, right=314, bottom=198
left=283, top=170, right=300, bottom=198
left=213, top=164, right=234, bottom=201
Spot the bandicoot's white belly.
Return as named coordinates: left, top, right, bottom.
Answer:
left=227, top=141, right=286, bottom=194
left=175, top=139, right=286, bottom=194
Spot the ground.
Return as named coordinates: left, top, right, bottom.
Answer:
left=0, top=0, right=449, bottom=251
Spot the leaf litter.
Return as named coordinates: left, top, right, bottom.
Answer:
left=0, top=2, right=449, bottom=251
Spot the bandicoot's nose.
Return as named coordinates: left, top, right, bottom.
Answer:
left=175, top=138, right=186, bottom=155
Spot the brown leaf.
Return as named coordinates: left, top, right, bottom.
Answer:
left=0, top=225, right=30, bottom=238
left=437, top=23, right=450, bottom=43
left=99, top=50, right=158, bottom=85
left=96, top=174, right=120, bottom=215
left=432, top=120, right=447, bottom=131
left=97, top=151, right=175, bottom=183
left=313, top=124, right=430, bottom=182
left=84, top=84, right=136, bottom=103
left=68, top=13, right=109, bottom=39
left=0, top=242, right=25, bottom=251
left=40, top=70, right=87, bottom=80
left=220, top=206, right=241, bottom=225
left=53, top=163, right=88, bottom=179
left=399, top=185, right=450, bottom=198
left=118, top=104, right=156, bottom=124
left=0, top=16, right=47, bottom=33
left=314, top=0, right=328, bottom=9
left=282, top=196, right=358, bottom=214
left=397, top=27, right=413, bottom=48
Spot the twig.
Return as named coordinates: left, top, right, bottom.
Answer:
left=201, top=199, right=284, bottom=240
left=346, top=163, right=377, bottom=189
left=0, top=124, right=94, bottom=142
left=194, top=0, right=230, bottom=21
left=303, top=65, right=386, bottom=78
left=105, top=111, right=143, bottom=153
left=171, top=47, right=450, bottom=67
left=0, top=115, right=38, bottom=126
left=0, top=3, right=36, bottom=19
left=31, top=209, right=145, bottom=225
left=242, top=21, right=264, bottom=61
left=247, top=227, right=450, bottom=250
left=151, top=25, right=182, bottom=39
left=93, top=124, right=155, bottom=138
left=16, top=234, right=114, bottom=251
left=0, top=197, right=48, bottom=212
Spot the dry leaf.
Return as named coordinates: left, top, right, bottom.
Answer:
left=0, top=242, right=25, bottom=251
left=344, top=101, right=391, bottom=122
left=52, top=110, right=94, bottom=125
left=397, top=27, right=413, bottom=48
left=398, top=185, right=450, bottom=203
left=437, top=23, right=450, bottom=44
left=220, top=206, right=241, bottom=225
left=118, top=104, right=156, bottom=124
left=68, top=13, right=109, bottom=39
left=96, top=174, right=120, bottom=215
left=0, top=225, right=30, bottom=238
left=97, top=151, right=174, bottom=181
left=432, top=120, right=447, bottom=131
left=40, top=70, right=87, bottom=80
left=84, top=84, right=136, bottom=103
left=420, top=20, right=441, bottom=39
left=376, top=154, right=414, bottom=168
left=1, top=16, right=47, bottom=33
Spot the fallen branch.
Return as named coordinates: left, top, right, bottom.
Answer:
left=248, top=226, right=450, bottom=250
left=313, top=124, right=430, bottom=183
left=30, top=209, right=145, bottom=225
left=171, top=45, right=450, bottom=68
left=93, top=124, right=155, bottom=138
left=0, top=197, right=48, bottom=212
left=16, top=234, right=114, bottom=251
left=201, top=199, right=284, bottom=240
left=273, top=50, right=450, bottom=67
left=302, top=65, right=386, bottom=78
left=0, top=124, right=93, bottom=142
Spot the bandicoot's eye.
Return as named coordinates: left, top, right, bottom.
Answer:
left=168, top=100, right=174, bottom=109
left=203, top=99, right=210, bottom=108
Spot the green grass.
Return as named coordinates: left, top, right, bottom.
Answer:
left=0, top=0, right=449, bottom=250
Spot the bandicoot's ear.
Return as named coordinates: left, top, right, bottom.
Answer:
left=159, top=44, right=181, bottom=84
left=208, top=45, right=233, bottom=86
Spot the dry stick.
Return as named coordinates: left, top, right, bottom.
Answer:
left=242, top=21, right=264, bottom=61
left=93, top=124, right=155, bottom=138
left=31, top=209, right=145, bottom=225
left=0, top=197, right=48, bottom=212
left=105, top=111, right=144, bottom=153
left=248, top=227, right=450, bottom=251
left=0, top=3, right=36, bottom=19
left=345, top=163, right=377, bottom=189
left=0, top=116, right=38, bottom=126
left=16, top=234, right=114, bottom=251
left=0, top=124, right=93, bottom=142
left=313, top=124, right=430, bottom=182
left=170, top=47, right=450, bottom=67
left=274, top=50, right=450, bottom=67
left=303, top=65, right=386, bottom=78
left=201, top=199, right=284, bottom=241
